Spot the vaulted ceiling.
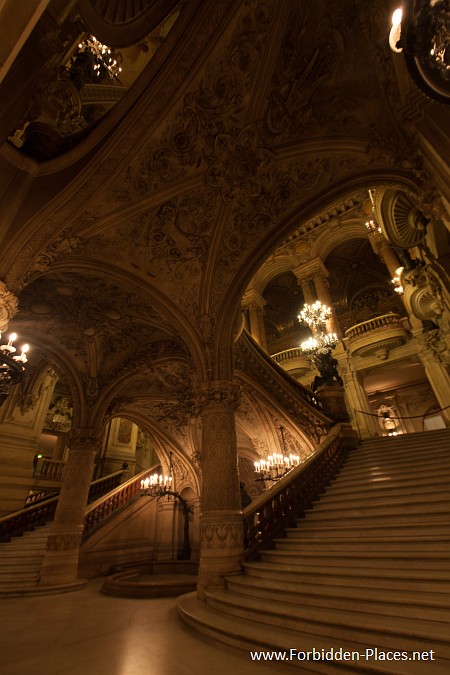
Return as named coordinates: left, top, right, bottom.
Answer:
left=0, top=0, right=438, bottom=434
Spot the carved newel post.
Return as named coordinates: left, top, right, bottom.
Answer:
left=39, top=428, right=99, bottom=588
left=196, top=381, right=244, bottom=599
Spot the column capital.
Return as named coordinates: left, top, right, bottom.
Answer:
left=67, top=427, right=101, bottom=452
left=293, top=257, right=328, bottom=283
left=195, top=380, right=241, bottom=414
left=0, top=281, right=19, bottom=334
left=242, top=288, right=266, bottom=310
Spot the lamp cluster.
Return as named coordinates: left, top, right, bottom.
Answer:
left=389, top=3, right=450, bottom=104
left=391, top=266, right=405, bottom=295
left=254, top=426, right=301, bottom=484
left=0, top=333, right=29, bottom=405
left=0, top=333, right=29, bottom=363
left=254, top=452, right=301, bottom=482
left=140, top=473, right=173, bottom=492
left=298, top=300, right=332, bottom=328
left=76, top=35, right=122, bottom=80
left=298, top=302, right=338, bottom=353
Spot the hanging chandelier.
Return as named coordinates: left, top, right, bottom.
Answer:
left=298, top=301, right=342, bottom=390
left=254, top=426, right=301, bottom=483
left=389, top=1, right=450, bottom=104
left=298, top=301, right=338, bottom=353
left=0, top=333, right=29, bottom=406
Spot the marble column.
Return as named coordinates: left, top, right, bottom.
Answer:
left=294, top=259, right=340, bottom=337
left=293, top=266, right=316, bottom=305
left=242, top=289, right=267, bottom=350
left=371, top=233, right=403, bottom=279
left=415, top=331, right=450, bottom=426
left=340, top=362, right=379, bottom=439
left=39, top=429, right=99, bottom=588
left=196, top=381, right=244, bottom=598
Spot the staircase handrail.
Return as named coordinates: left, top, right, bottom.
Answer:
left=82, top=465, right=161, bottom=540
left=0, top=468, right=128, bottom=542
left=243, top=423, right=349, bottom=558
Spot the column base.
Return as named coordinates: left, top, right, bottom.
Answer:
left=197, top=509, right=244, bottom=600
left=39, top=524, right=83, bottom=587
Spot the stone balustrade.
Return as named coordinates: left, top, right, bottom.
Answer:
left=345, top=313, right=409, bottom=360
left=271, top=347, right=312, bottom=376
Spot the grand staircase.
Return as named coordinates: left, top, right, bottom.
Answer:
left=179, top=429, right=450, bottom=674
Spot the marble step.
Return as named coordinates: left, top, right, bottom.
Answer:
left=258, top=555, right=450, bottom=580
left=345, top=445, right=449, bottom=466
left=225, top=575, right=450, bottom=621
left=261, top=551, right=449, bottom=571
left=309, top=492, right=450, bottom=511
left=320, top=477, right=450, bottom=498
left=273, top=539, right=450, bottom=553
left=179, top=593, right=449, bottom=675
left=204, top=589, right=450, bottom=658
left=353, top=430, right=450, bottom=447
left=300, top=508, right=450, bottom=524
left=243, top=561, right=450, bottom=593
left=320, top=471, right=450, bottom=492
left=286, top=524, right=450, bottom=539
left=332, top=461, right=450, bottom=482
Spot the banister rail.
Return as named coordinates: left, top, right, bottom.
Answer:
left=0, top=468, right=130, bottom=542
left=243, top=424, right=349, bottom=558
left=82, top=465, right=161, bottom=541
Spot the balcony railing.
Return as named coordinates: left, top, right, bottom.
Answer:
left=33, top=458, right=66, bottom=480
left=344, top=313, right=409, bottom=359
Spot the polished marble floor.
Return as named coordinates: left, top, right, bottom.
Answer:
left=0, top=579, right=289, bottom=675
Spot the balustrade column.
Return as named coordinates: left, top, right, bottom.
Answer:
left=242, top=289, right=267, bottom=350
left=39, top=429, right=99, bottom=588
left=196, top=381, right=244, bottom=599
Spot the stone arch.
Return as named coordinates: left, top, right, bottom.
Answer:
left=214, top=172, right=422, bottom=378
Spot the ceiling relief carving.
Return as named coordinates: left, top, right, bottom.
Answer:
left=85, top=188, right=221, bottom=313
left=17, top=272, right=177, bottom=378
left=266, top=2, right=380, bottom=141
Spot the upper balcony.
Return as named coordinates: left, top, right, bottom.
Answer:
left=345, top=313, right=409, bottom=360
left=271, top=347, right=312, bottom=377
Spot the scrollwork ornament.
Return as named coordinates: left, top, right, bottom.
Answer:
left=0, top=281, right=19, bottom=334
left=46, top=533, right=81, bottom=551
left=201, top=521, right=244, bottom=550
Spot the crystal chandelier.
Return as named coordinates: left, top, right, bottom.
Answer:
left=298, top=301, right=342, bottom=390
left=389, top=1, right=450, bottom=104
left=73, top=35, right=122, bottom=81
left=298, top=301, right=338, bottom=353
left=254, top=426, right=301, bottom=483
left=0, top=333, right=29, bottom=406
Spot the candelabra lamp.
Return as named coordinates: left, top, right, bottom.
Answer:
left=0, top=333, right=29, bottom=406
left=140, top=453, right=193, bottom=560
